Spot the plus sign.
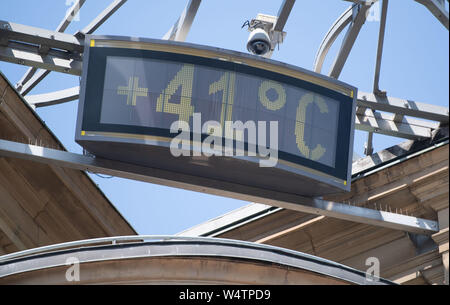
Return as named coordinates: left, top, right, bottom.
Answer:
left=117, top=76, right=148, bottom=106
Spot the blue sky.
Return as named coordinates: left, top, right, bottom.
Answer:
left=0, top=0, right=448, bottom=235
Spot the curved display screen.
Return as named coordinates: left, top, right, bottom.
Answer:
left=76, top=36, right=356, bottom=198
left=100, top=56, right=341, bottom=167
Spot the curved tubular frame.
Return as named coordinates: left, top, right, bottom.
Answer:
left=0, top=235, right=393, bottom=284
left=0, top=235, right=351, bottom=264
left=313, top=5, right=354, bottom=74
left=328, top=3, right=372, bottom=78
left=25, top=86, right=80, bottom=108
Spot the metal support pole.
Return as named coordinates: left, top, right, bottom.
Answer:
left=364, top=131, right=374, bottom=155
left=79, top=0, right=128, bottom=35
left=273, top=0, right=296, bottom=32
left=163, top=0, right=201, bottom=42
left=373, top=0, right=389, bottom=94
left=329, top=3, right=372, bottom=78
left=262, top=0, right=296, bottom=59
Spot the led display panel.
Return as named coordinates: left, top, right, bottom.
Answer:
left=76, top=36, right=357, bottom=198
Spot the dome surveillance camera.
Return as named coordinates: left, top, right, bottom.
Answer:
left=247, top=28, right=271, bottom=56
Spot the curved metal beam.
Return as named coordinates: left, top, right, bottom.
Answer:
left=328, top=3, right=372, bottom=78
left=313, top=5, right=354, bottom=73
left=314, top=2, right=373, bottom=79
left=25, top=86, right=80, bottom=108
left=0, top=235, right=394, bottom=285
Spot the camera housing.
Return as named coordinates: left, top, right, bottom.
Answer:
left=243, top=14, right=285, bottom=57
left=246, top=28, right=271, bottom=56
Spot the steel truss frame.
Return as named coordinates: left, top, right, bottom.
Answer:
left=0, top=0, right=446, bottom=140
left=0, top=0, right=448, bottom=234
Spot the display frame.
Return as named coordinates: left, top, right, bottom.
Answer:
left=76, top=35, right=357, bottom=194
